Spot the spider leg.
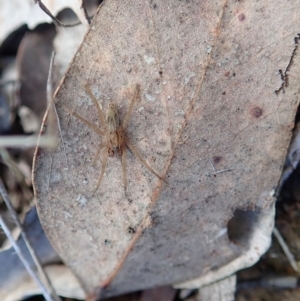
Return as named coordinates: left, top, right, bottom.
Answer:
left=92, top=143, right=104, bottom=166
left=84, top=84, right=106, bottom=128
left=126, top=141, right=164, bottom=183
left=61, top=105, right=104, bottom=136
left=92, top=147, right=109, bottom=195
left=122, top=84, right=140, bottom=130
left=121, top=149, right=127, bottom=192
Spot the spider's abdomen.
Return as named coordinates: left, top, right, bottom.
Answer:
left=107, top=128, right=125, bottom=156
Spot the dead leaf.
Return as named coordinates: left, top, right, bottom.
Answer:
left=16, top=24, right=56, bottom=121
left=33, top=0, right=300, bottom=299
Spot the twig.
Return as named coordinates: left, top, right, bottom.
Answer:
left=0, top=135, right=56, bottom=148
left=0, top=80, right=16, bottom=87
left=47, top=52, right=68, bottom=164
left=275, top=34, right=300, bottom=94
left=47, top=52, right=56, bottom=138
left=206, top=168, right=234, bottom=176
left=273, top=226, right=300, bottom=273
left=210, top=160, right=216, bottom=172
left=212, top=168, right=233, bottom=175
left=34, top=0, right=80, bottom=27
left=34, top=0, right=93, bottom=27
left=79, top=0, right=91, bottom=27
left=0, top=178, right=62, bottom=301
left=0, top=213, right=54, bottom=301
left=0, top=148, right=32, bottom=201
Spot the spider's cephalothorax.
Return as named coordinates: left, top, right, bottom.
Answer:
left=63, top=84, right=163, bottom=194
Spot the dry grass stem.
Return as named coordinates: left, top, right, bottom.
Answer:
left=0, top=179, right=61, bottom=301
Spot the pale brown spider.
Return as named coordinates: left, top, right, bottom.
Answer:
left=63, top=84, right=163, bottom=193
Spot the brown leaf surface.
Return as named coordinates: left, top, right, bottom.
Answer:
left=33, top=0, right=300, bottom=298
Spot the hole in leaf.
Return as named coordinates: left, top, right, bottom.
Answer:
left=227, top=208, right=261, bottom=247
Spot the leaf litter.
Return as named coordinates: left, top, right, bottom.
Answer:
left=32, top=0, right=300, bottom=298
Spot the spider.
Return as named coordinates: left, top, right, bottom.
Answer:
left=62, top=83, right=163, bottom=194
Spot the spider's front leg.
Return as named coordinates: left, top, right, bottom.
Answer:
left=84, top=84, right=106, bottom=128
left=61, top=105, right=104, bottom=136
left=122, top=84, right=140, bottom=130
left=92, top=143, right=104, bottom=166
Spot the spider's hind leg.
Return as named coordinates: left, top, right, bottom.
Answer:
left=92, top=147, right=109, bottom=195
left=92, top=143, right=104, bottom=166
left=126, top=141, right=164, bottom=183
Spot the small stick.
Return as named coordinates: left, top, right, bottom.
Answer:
left=0, top=213, right=55, bottom=301
left=210, top=168, right=234, bottom=175
left=35, top=0, right=82, bottom=27
left=275, top=34, right=300, bottom=94
left=0, top=179, right=62, bottom=301
left=273, top=226, right=300, bottom=273
left=35, top=0, right=93, bottom=27
left=47, top=52, right=68, bottom=164
left=79, top=0, right=91, bottom=27
left=0, top=214, right=54, bottom=301
left=47, top=52, right=56, bottom=139
left=0, top=135, right=56, bottom=148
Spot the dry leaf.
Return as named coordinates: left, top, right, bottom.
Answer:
left=16, top=24, right=56, bottom=121
left=33, top=0, right=300, bottom=299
